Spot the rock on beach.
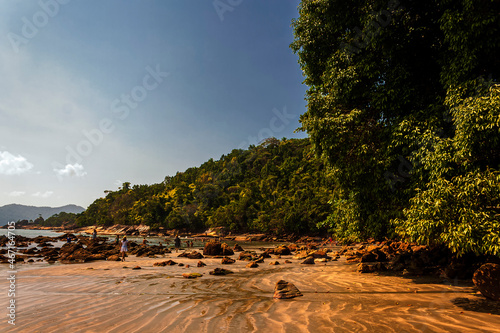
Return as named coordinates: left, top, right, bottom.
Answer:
left=273, top=280, right=303, bottom=299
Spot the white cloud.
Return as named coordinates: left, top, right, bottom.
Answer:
left=32, top=191, right=54, bottom=198
left=54, top=163, right=87, bottom=178
left=8, top=191, right=25, bottom=197
left=0, top=151, right=34, bottom=175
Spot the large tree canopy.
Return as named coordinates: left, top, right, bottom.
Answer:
left=291, top=0, right=499, bottom=253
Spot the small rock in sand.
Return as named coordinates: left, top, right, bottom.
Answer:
left=273, top=280, right=303, bottom=299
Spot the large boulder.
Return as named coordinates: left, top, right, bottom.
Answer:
left=473, top=263, right=500, bottom=301
left=221, top=243, right=234, bottom=256
left=273, top=280, right=303, bottom=299
left=203, top=241, right=222, bottom=256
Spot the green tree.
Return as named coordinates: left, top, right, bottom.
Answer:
left=291, top=0, right=499, bottom=248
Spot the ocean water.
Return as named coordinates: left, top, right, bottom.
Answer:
left=0, top=229, right=64, bottom=238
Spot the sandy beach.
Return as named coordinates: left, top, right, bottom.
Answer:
left=2, top=245, right=500, bottom=333
left=2, top=244, right=500, bottom=332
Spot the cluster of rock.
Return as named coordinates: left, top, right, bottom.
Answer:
left=335, top=240, right=500, bottom=302
left=0, top=234, right=173, bottom=264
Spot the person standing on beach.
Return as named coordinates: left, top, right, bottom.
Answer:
left=120, top=236, right=129, bottom=261
left=92, top=229, right=97, bottom=241
left=174, top=235, right=181, bottom=253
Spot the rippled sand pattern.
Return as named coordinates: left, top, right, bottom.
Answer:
left=2, top=254, right=500, bottom=333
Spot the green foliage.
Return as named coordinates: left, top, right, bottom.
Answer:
left=41, top=212, right=78, bottom=227
left=291, top=0, right=499, bottom=254
left=394, top=85, right=500, bottom=256
left=393, top=170, right=500, bottom=256
left=77, top=138, right=332, bottom=235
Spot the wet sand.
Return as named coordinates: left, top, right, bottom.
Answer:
left=2, top=250, right=500, bottom=333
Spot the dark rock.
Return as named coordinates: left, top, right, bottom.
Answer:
left=233, top=244, right=244, bottom=252
left=203, top=241, right=222, bottom=256
left=209, top=268, right=233, bottom=275
left=301, top=257, right=315, bottom=265
left=61, top=246, right=93, bottom=262
left=284, top=260, right=292, bottom=264
left=153, top=260, right=177, bottom=266
left=274, top=245, right=291, bottom=256
left=273, top=280, right=303, bottom=299
left=221, top=243, right=234, bottom=256
left=260, top=251, right=271, bottom=259
left=178, top=263, right=184, bottom=267
left=473, top=263, right=500, bottom=301
left=269, top=261, right=280, bottom=265
left=60, top=243, right=83, bottom=255
left=221, top=257, right=235, bottom=264
left=246, top=261, right=259, bottom=268
left=178, top=251, right=204, bottom=259
left=357, top=263, right=376, bottom=273
left=310, top=250, right=330, bottom=259
left=361, top=252, right=377, bottom=262
left=197, top=261, right=206, bottom=267
left=238, top=251, right=256, bottom=261
left=132, top=266, right=141, bottom=270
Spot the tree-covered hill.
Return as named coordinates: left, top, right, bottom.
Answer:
left=75, top=138, right=332, bottom=235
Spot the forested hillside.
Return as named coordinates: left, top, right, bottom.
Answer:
left=291, top=0, right=499, bottom=255
left=72, top=138, right=332, bottom=235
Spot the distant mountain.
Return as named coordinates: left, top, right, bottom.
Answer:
left=0, top=204, right=85, bottom=226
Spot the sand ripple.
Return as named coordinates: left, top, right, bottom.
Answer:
left=2, top=254, right=499, bottom=332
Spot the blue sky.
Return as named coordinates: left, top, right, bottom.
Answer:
left=0, top=0, right=307, bottom=208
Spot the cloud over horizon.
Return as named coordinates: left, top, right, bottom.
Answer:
left=0, top=151, right=34, bottom=175
left=53, top=163, right=87, bottom=178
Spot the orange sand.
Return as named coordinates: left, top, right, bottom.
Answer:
left=2, top=251, right=500, bottom=333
